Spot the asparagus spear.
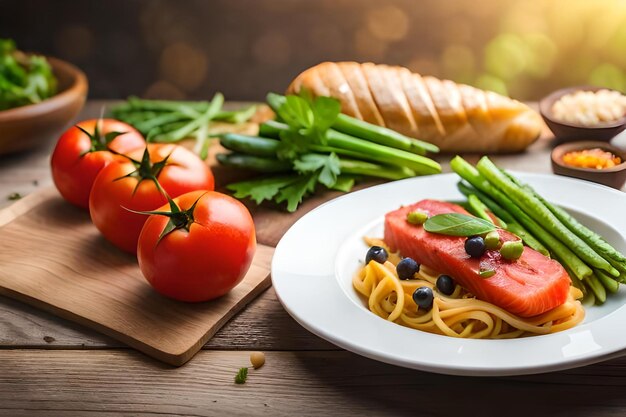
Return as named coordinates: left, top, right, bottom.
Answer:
left=595, top=270, right=620, bottom=294
left=466, top=194, right=499, bottom=224
left=216, top=153, right=292, bottom=173
left=220, top=134, right=280, bottom=157
left=476, top=156, right=619, bottom=277
left=522, top=182, right=626, bottom=273
left=450, top=156, right=591, bottom=279
left=457, top=181, right=550, bottom=257
left=258, top=120, right=284, bottom=138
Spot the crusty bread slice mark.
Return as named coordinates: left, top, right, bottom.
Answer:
left=288, top=66, right=331, bottom=99
left=423, top=76, right=466, bottom=137
left=336, top=62, right=386, bottom=126
left=456, top=84, right=519, bottom=153
left=362, top=63, right=417, bottom=135
left=440, top=79, right=488, bottom=150
left=442, top=79, right=470, bottom=128
left=417, top=76, right=467, bottom=151
left=315, top=62, right=363, bottom=120
left=458, top=84, right=493, bottom=138
left=378, top=65, right=419, bottom=137
left=408, top=72, right=446, bottom=139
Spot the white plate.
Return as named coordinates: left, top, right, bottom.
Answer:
left=271, top=173, right=626, bottom=376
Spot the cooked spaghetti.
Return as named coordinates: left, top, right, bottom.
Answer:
left=353, top=238, right=585, bottom=339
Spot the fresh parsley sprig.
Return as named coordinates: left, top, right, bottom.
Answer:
left=234, top=367, right=248, bottom=384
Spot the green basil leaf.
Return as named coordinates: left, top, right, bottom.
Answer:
left=423, top=213, right=496, bottom=236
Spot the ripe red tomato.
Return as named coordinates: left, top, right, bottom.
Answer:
left=137, top=190, right=256, bottom=302
left=89, top=143, right=215, bottom=254
left=51, top=119, right=145, bottom=209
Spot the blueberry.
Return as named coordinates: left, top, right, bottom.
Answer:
left=412, top=287, right=434, bottom=310
left=465, top=236, right=486, bottom=258
left=436, top=275, right=455, bottom=295
left=396, top=257, right=420, bottom=280
left=365, top=246, right=388, bottom=264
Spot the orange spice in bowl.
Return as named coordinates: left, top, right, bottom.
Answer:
left=562, top=148, right=622, bottom=170
left=551, top=141, right=626, bottom=189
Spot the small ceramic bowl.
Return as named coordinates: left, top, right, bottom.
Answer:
left=0, top=57, right=88, bottom=155
left=551, top=141, right=626, bottom=189
left=539, top=86, right=626, bottom=142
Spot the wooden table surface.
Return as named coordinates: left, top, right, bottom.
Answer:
left=2, top=101, right=626, bottom=417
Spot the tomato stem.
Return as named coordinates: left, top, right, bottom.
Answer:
left=125, top=175, right=206, bottom=244
left=76, top=119, right=126, bottom=154
left=112, top=147, right=172, bottom=196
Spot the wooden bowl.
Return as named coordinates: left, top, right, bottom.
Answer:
left=0, top=57, right=88, bottom=155
left=539, top=86, right=626, bottom=142
left=551, top=141, right=626, bottom=189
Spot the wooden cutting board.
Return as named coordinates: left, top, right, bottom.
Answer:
left=0, top=187, right=274, bottom=366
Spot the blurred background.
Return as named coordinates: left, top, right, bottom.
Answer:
left=2, top=0, right=626, bottom=101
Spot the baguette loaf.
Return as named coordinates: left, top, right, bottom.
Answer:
left=286, top=62, right=543, bottom=153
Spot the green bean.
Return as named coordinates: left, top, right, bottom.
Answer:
left=266, top=92, right=284, bottom=114
left=133, top=112, right=189, bottom=135
left=214, top=105, right=257, bottom=124
left=585, top=273, right=607, bottom=304
left=146, top=121, right=190, bottom=142
left=326, top=130, right=440, bottom=174
left=607, top=257, right=626, bottom=282
left=451, top=156, right=590, bottom=278
left=561, top=263, right=587, bottom=295
left=151, top=94, right=223, bottom=143
left=595, top=270, right=620, bottom=294
left=258, top=120, right=283, bottom=138
left=219, top=134, right=280, bottom=157
left=457, top=181, right=512, bottom=223
left=112, top=110, right=159, bottom=123
left=457, top=181, right=549, bottom=256
left=109, top=101, right=134, bottom=115
left=467, top=194, right=496, bottom=224
left=501, top=169, right=626, bottom=269
left=337, top=159, right=415, bottom=180
left=476, top=156, right=618, bottom=277
left=332, top=113, right=439, bottom=155
left=519, top=181, right=626, bottom=269
left=216, top=153, right=292, bottom=173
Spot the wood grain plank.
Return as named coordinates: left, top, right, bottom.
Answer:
left=0, top=287, right=336, bottom=351
left=0, top=188, right=275, bottom=364
left=1, top=349, right=626, bottom=417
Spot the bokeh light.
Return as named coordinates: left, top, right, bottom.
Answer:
left=9, top=0, right=626, bottom=100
